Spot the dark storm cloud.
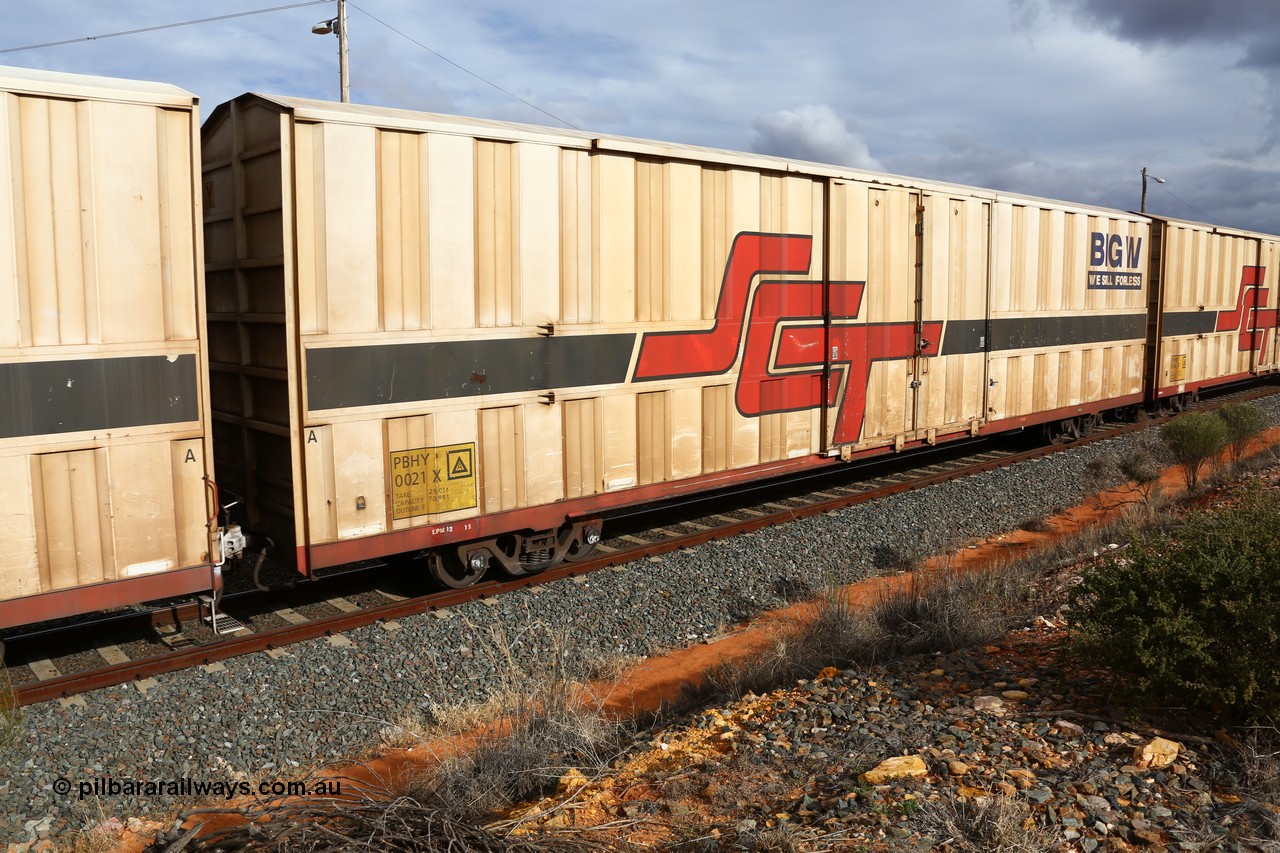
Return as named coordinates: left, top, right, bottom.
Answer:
left=889, top=137, right=1280, bottom=236
left=1059, top=0, right=1276, bottom=51
left=1242, top=39, right=1280, bottom=71
left=1015, top=0, right=1280, bottom=160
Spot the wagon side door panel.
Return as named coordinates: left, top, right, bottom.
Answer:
left=824, top=182, right=921, bottom=450
left=917, top=194, right=990, bottom=437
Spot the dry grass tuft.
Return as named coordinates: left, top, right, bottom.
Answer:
left=145, top=790, right=644, bottom=851
left=1218, top=723, right=1280, bottom=846
left=916, top=790, right=1057, bottom=852
left=853, top=561, right=1039, bottom=663
left=0, top=659, right=22, bottom=754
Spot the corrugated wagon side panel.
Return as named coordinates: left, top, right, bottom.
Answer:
left=426, top=133, right=475, bottom=330
left=523, top=401, right=564, bottom=507
left=106, top=442, right=180, bottom=577
left=159, top=107, right=200, bottom=342
left=479, top=405, right=525, bottom=513
left=293, top=121, right=326, bottom=335
left=0, top=455, right=39, bottom=600
left=636, top=390, right=670, bottom=486
left=1260, top=239, right=1280, bottom=373
left=0, top=94, right=19, bottom=348
left=559, top=149, right=595, bottom=325
left=91, top=100, right=169, bottom=345
left=860, top=185, right=916, bottom=443
left=986, top=204, right=1147, bottom=423
left=518, top=142, right=561, bottom=329
left=562, top=398, right=601, bottom=499
left=918, top=193, right=989, bottom=434
left=1156, top=222, right=1264, bottom=393
left=1, top=72, right=212, bottom=627
left=330, top=420, right=387, bottom=539
left=319, top=123, right=379, bottom=335
left=475, top=140, right=518, bottom=328
left=595, top=153, right=636, bottom=325
left=701, top=385, right=731, bottom=474
left=376, top=129, right=428, bottom=332
left=667, top=162, right=702, bottom=323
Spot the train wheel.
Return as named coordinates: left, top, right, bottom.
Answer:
left=429, top=550, right=486, bottom=589
left=1045, top=418, right=1080, bottom=445
left=563, top=524, right=602, bottom=563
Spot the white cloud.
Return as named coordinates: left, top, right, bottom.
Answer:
left=750, top=104, right=882, bottom=171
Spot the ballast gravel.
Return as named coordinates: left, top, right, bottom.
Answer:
left=5, top=396, right=1280, bottom=844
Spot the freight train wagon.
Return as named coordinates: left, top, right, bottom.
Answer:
left=1148, top=216, right=1280, bottom=406
left=0, top=67, right=221, bottom=629
left=202, top=93, right=1156, bottom=588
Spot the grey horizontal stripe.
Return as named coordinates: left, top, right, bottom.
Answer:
left=0, top=354, right=199, bottom=439
left=1160, top=311, right=1217, bottom=337
left=941, top=314, right=1146, bottom=356
left=306, top=334, right=638, bottom=411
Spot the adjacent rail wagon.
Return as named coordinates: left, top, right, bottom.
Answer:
left=1148, top=217, right=1280, bottom=405
left=203, top=93, right=1161, bottom=589
left=0, top=68, right=219, bottom=628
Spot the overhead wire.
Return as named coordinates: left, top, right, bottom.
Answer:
left=347, top=1, right=580, bottom=130
left=1092, top=175, right=1137, bottom=207
left=1150, top=182, right=1215, bottom=223
left=1, top=1, right=332, bottom=54
left=2, top=1, right=578, bottom=131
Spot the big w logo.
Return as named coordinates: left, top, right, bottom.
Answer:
left=631, top=232, right=940, bottom=445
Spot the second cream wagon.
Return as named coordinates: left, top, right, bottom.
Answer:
left=202, top=93, right=1153, bottom=587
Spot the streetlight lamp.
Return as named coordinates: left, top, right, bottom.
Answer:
left=311, top=0, right=349, bottom=103
left=1140, top=166, right=1164, bottom=214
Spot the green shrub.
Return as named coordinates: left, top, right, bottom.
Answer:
left=1117, top=445, right=1165, bottom=500
left=1217, top=401, right=1270, bottom=465
left=1162, top=411, right=1228, bottom=489
left=1069, top=484, right=1280, bottom=721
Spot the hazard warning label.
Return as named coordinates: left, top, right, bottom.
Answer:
left=388, top=442, right=477, bottom=520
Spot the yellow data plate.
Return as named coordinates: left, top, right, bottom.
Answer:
left=388, top=442, right=477, bottom=520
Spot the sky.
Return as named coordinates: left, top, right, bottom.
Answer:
left=5, top=0, right=1279, bottom=234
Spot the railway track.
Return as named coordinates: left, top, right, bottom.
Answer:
left=5, top=381, right=1275, bottom=707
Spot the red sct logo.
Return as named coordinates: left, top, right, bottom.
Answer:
left=1217, top=266, right=1276, bottom=353
left=632, top=232, right=940, bottom=445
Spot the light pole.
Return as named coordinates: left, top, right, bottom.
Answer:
left=1140, top=166, right=1164, bottom=214
left=311, top=0, right=349, bottom=103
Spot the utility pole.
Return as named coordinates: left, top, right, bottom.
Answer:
left=311, top=0, right=349, bottom=103
left=337, top=0, right=349, bottom=104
